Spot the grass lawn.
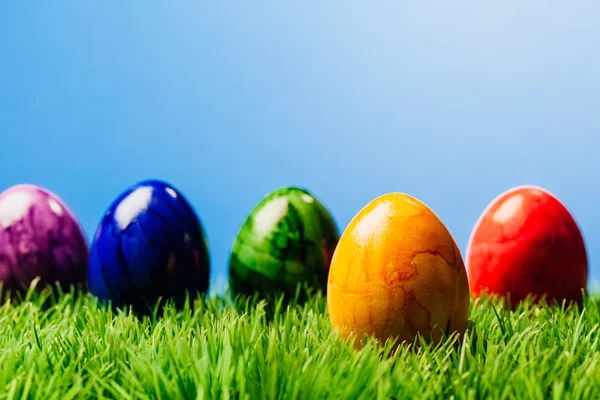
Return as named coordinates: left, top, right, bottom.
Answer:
left=0, top=286, right=599, bottom=400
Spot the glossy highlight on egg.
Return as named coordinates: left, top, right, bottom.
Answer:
left=327, top=193, right=470, bottom=348
left=466, top=185, right=588, bottom=308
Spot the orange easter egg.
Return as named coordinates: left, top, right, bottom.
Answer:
left=327, top=193, right=470, bottom=347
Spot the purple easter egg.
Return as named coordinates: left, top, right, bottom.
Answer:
left=0, top=184, right=89, bottom=294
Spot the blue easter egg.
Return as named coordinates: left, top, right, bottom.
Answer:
left=88, top=179, right=210, bottom=313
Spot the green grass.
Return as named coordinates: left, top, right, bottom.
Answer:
left=0, top=285, right=599, bottom=400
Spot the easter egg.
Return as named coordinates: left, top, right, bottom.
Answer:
left=466, top=185, right=588, bottom=307
left=229, top=187, right=339, bottom=300
left=0, top=184, right=89, bottom=295
left=327, top=193, right=470, bottom=347
left=88, top=179, right=210, bottom=313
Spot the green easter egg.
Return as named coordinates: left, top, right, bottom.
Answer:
left=229, top=187, right=340, bottom=299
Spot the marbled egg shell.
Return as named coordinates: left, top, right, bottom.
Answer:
left=229, top=187, right=339, bottom=299
left=327, top=193, right=470, bottom=347
left=88, top=179, right=210, bottom=313
left=0, top=184, right=89, bottom=294
left=467, top=185, right=588, bottom=308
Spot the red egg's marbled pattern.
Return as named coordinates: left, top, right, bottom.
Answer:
left=0, top=185, right=89, bottom=292
left=467, top=186, right=588, bottom=307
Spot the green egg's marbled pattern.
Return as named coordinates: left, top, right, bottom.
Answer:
left=228, top=187, right=340, bottom=299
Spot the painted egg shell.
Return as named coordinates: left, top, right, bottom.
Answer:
left=88, top=179, right=210, bottom=313
left=0, top=184, right=89, bottom=294
left=466, top=185, right=588, bottom=307
left=327, top=193, right=470, bottom=347
left=229, top=187, right=339, bottom=299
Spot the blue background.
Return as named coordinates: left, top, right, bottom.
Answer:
left=2, top=1, right=599, bottom=294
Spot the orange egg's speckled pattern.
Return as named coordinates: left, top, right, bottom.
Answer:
left=327, top=193, right=470, bottom=347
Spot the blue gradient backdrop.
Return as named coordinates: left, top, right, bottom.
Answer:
left=1, top=2, right=599, bottom=293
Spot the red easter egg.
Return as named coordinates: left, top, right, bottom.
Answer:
left=466, top=186, right=588, bottom=307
